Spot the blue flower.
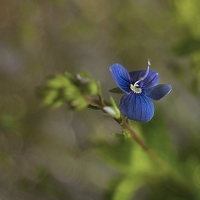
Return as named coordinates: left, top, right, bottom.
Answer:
left=109, top=60, right=172, bottom=122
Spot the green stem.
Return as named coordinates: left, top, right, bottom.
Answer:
left=122, top=121, right=165, bottom=166
left=87, top=97, right=193, bottom=190
left=88, top=97, right=163, bottom=165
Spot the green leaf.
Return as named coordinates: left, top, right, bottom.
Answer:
left=46, top=74, right=71, bottom=88
left=112, top=176, right=143, bottom=200
left=109, top=87, right=124, bottom=94
left=97, top=81, right=103, bottom=100
left=111, top=133, right=125, bottom=139
left=76, top=71, right=98, bottom=95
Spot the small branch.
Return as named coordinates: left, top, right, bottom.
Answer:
left=86, top=97, right=106, bottom=109
left=87, top=104, right=101, bottom=110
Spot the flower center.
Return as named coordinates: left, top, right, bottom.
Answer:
left=130, top=83, right=142, bottom=94
left=129, top=59, right=151, bottom=94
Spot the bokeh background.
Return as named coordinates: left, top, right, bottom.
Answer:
left=1, top=0, right=200, bottom=199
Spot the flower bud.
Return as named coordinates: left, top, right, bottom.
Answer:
left=103, top=106, right=116, bottom=116
left=69, top=97, right=89, bottom=111
left=76, top=73, right=98, bottom=95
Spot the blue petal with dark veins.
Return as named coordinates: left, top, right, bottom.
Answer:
left=110, top=64, right=131, bottom=93
left=144, top=84, right=172, bottom=100
left=119, top=93, right=154, bottom=122
left=129, top=70, right=159, bottom=88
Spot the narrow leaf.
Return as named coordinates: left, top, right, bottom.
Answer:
left=109, top=87, right=124, bottom=94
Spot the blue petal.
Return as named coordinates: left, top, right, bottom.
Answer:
left=144, top=84, right=172, bottom=100
left=119, top=93, right=154, bottom=122
left=129, top=70, right=159, bottom=88
left=110, top=64, right=131, bottom=93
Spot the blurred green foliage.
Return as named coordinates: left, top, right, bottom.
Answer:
left=171, top=0, right=200, bottom=93
left=1, top=0, right=200, bottom=200
left=38, top=71, right=98, bottom=110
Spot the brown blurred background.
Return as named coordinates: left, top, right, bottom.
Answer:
left=0, top=0, right=200, bottom=199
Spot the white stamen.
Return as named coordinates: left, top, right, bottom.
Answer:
left=148, top=59, right=151, bottom=67
left=130, top=59, right=151, bottom=94
left=130, top=83, right=142, bottom=93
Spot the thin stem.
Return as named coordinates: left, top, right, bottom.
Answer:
left=86, top=97, right=192, bottom=189
left=122, top=121, right=164, bottom=165
left=87, top=97, right=163, bottom=165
